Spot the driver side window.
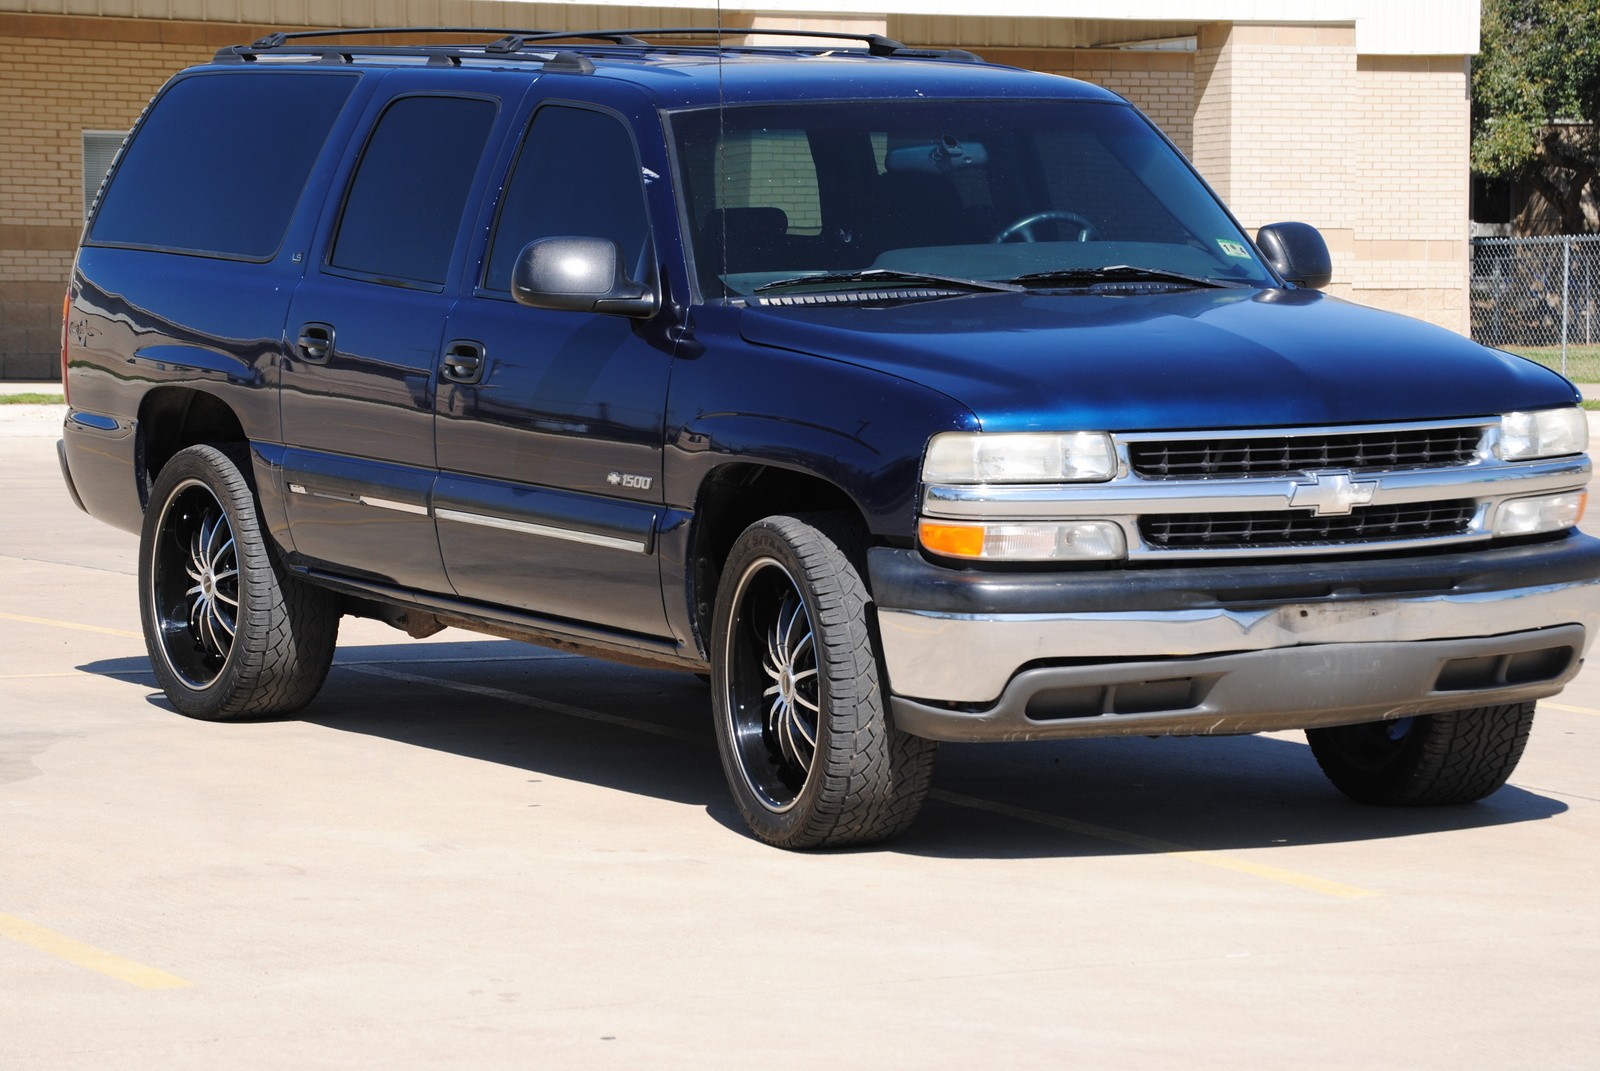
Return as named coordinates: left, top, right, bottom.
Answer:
left=482, top=105, right=650, bottom=293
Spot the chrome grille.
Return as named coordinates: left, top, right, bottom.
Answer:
left=1128, top=426, right=1484, bottom=480
left=1141, top=500, right=1477, bottom=550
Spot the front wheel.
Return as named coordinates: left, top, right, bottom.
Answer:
left=711, top=514, right=936, bottom=849
left=139, top=444, right=339, bottom=720
left=1306, top=703, right=1536, bottom=805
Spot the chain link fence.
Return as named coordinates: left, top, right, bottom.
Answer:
left=1470, top=235, right=1600, bottom=383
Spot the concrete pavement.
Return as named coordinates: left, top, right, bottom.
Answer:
left=2, top=403, right=1599, bottom=1069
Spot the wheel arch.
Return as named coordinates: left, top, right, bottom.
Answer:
left=685, top=462, right=869, bottom=657
left=137, top=387, right=248, bottom=503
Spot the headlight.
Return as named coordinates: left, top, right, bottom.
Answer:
left=1497, top=408, right=1588, bottom=460
left=923, top=431, right=1116, bottom=483
left=919, top=519, right=1127, bottom=561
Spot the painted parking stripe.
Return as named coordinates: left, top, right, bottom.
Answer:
left=345, top=663, right=1377, bottom=899
left=1542, top=701, right=1600, bottom=717
left=0, top=913, right=191, bottom=990
left=0, top=610, right=140, bottom=639
left=929, top=790, right=1378, bottom=900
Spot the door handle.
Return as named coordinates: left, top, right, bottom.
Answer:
left=441, top=339, right=487, bottom=384
left=296, top=322, right=335, bottom=364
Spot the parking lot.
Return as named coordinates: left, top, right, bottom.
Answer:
left=4, top=399, right=1599, bottom=1069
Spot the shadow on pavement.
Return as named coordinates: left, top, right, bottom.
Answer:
left=78, top=642, right=1568, bottom=860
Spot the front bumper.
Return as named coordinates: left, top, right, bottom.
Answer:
left=868, top=535, right=1600, bottom=742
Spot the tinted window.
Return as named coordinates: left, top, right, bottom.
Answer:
left=484, top=107, right=650, bottom=292
left=90, top=72, right=353, bottom=258
left=331, top=96, right=497, bottom=286
left=672, top=100, right=1275, bottom=298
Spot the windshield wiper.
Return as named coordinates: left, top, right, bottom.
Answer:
left=1007, top=265, right=1244, bottom=289
left=753, top=268, right=1023, bottom=295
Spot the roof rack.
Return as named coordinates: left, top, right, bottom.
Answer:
left=214, top=26, right=982, bottom=65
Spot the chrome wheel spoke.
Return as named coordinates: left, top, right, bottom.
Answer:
left=209, top=601, right=236, bottom=641
left=197, top=598, right=219, bottom=655
left=209, top=536, right=234, bottom=573
left=789, top=707, right=817, bottom=749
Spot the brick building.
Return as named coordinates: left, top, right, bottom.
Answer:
left=0, top=0, right=1482, bottom=379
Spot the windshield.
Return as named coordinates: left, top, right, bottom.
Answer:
left=670, top=99, right=1276, bottom=299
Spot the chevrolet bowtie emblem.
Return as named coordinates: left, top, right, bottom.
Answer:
left=1289, top=471, right=1378, bottom=516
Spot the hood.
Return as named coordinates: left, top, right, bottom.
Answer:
left=737, top=288, right=1580, bottom=433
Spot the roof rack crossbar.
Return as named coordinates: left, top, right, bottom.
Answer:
left=217, top=26, right=982, bottom=65
left=241, top=27, right=651, bottom=50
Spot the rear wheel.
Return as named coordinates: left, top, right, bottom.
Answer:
left=711, top=513, right=936, bottom=849
left=1306, top=703, right=1536, bottom=805
left=139, top=444, right=339, bottom=720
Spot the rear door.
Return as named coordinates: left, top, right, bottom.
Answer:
left=279, top=72, right=512, bottom=591
left=433, top=97, right=675, bottom=636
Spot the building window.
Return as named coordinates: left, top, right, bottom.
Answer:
left=82, top=131, right=125, bottom=220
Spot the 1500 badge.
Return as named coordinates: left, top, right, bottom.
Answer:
left=606, top=472, right=653, bottom=490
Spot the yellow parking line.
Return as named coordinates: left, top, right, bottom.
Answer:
left=0, top=913, right=190, bottom=990
left=930, top=790, right=1379, bottom=900
left=1543, top=701, right=1600, bottom=717
left=0, top=611, right=140, bottom=640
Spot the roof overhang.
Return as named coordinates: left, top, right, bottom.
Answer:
left=553, top=1, right=1482, bottom=55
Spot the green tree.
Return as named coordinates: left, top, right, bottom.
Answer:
left=1471, top=0, right=1600, bottom=232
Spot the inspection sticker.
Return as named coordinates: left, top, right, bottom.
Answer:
left=1216, top=239, right=1251, bottom=259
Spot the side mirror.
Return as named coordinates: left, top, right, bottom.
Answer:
left=510, top=237, right=658, bottom=318
left=1255, top=222, right=1333, bottom=290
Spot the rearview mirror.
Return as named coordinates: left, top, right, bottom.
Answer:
left=1255, top=222, right=1333, bottom=290
left=510, top=237, right=658, bottom=318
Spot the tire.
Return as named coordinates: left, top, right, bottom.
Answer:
left=138, top=443, right=339, bottom=720
left=710, top=513, right=937, bottom=849
left=1306, top=703, right=1536, bottom=806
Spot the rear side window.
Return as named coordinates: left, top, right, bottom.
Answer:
left=483, top=106, right=650, bottom=292
left=330, top=96, right=498, bottom=287
left=90, top=72, right=354, bottom=259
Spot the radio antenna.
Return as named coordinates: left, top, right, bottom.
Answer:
left=716, top=0, right=728, bottom=298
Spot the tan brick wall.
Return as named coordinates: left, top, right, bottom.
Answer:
left=1189, top=23, right=1470, bottom=333
left=979, top=47, right=1194, bottom=155
left=1349, top=55, right=1471, bottom=330
left=0, top=14, right=273, bottom=377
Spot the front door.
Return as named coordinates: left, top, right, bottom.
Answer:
left=434, top=101, right=674, bottom=637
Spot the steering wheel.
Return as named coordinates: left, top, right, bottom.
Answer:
left=992, top=210, right=1098, bottom=243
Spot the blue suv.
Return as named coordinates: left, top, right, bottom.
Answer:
left=59, top=28, right=1598, bottom=848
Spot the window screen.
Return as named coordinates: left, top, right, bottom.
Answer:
left=82, top=131, right=125, bottom=221
left=331, top=96, right=497, bottom=287
left=483, top=107, right=650, bottom=292
left=90, top=73, right=354, bottom=258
